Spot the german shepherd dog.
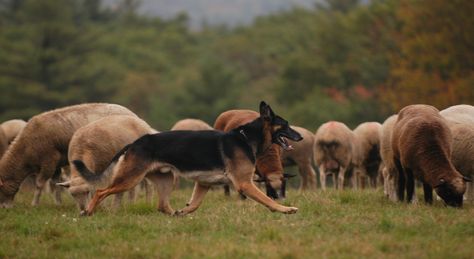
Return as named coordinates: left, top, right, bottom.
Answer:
left=74, top=102, right=303, bottom=216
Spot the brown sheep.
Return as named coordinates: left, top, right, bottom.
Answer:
left=314, top=121, right=355, bottom=190
left=0, top=103, right=136, bottom=208
left=214, top=110, right=285, bottom=199
left=353, top=122, right=382, bottom=189
left=57, top=115, right=156, bottom=211
left=281, top=126, right=317, bottom=190
left=440, top=104, right=474, bottom=201
left=171, top=118, right=213, bottom=131
left=379, top=115, right=399, bottom=201
left=391, top=104, right=469, bottom=207
left=1, top=119, right=27, bottom=144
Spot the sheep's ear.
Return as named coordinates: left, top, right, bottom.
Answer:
left=463, top=176, right=472, bottom=183
left=259, top=101, right=274, bottom=121
left=56, top=181, right=71, bottom=188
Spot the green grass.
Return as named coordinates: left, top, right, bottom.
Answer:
left=0, top=188, right=473, bottom=259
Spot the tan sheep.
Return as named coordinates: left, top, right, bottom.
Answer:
left=281, top=126, right=317, bottom=190
left=440, top=104, right=474, bottom=201
left=57, top=115, right=156, bottom=211
left=0, top=103, right=136, bottom=208
left=353, top=122, right=382, bottom=189
left=1, top=119, right=27, bottom=144
left=171, top=118, right=213, bottom=131
left=0, top=128, right=7, bottom=158
left=314, top=121, right=355, bottom=190
left=391, top=104, right=469, bottom=207
left=379, top=115, right=398, bottom=201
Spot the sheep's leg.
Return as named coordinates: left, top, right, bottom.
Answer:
left=319, top=165, right=327, bottom=190
left=147, top=172, right=175, bottom=215
left=406, top=169, right=415, bottom=204
left=113, top=193, right=123, bottom=208
left=394, top=159, right=405, bottom=202
left=299, top=162, right=317, bottom=190
left=32, top=154, right=60, bottom=206
left=128, top=186, right=136, bottom=203
left=50, top=167, right=63, bottom=205
left=466, top=181, right=473, bottom=202
left=423, top=183, right=433, bottom=204
left=223, top=185, right=231, bottom=196
left=337, top=167, right=346, bottom=190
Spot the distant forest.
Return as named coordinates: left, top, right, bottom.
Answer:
left=0, top=0, right=472, bottom=131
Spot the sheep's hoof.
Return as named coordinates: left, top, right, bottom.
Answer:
left=80, top=210, right=89, bottom=217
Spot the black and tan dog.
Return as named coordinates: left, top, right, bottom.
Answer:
left=74, top=101, right=303, bottom=216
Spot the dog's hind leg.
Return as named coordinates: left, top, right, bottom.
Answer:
left=84, top=158, right=149, bottom=216
left=147, top=171, right=175, bottom=215
left=174, top=182, right=210, bottom=216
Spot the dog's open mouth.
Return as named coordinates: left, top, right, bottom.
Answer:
left=277, top=136, right=293, bottom=150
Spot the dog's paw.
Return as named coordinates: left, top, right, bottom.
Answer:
left=281, top=206, right=298, bottom=214
left=173, top=210, right=185, bottom=217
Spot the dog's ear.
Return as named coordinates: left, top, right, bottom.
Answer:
left=259, top=101, right=275, bottom=121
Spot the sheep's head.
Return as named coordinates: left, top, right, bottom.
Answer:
left=434, top=175, right=470, bottom=207
left=0, top=178, right=14, bottom=208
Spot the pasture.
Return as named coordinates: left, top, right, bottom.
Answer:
left=1, top=187, right=473, bottom=258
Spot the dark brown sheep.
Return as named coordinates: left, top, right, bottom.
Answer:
left=0, top=103, right=136, bottom=208
left=314, top=121, right=355, bottom=190
left=391, top=104, right=469, bottom=207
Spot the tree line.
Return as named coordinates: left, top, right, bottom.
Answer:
left=0, top=0, right=472, bottom=131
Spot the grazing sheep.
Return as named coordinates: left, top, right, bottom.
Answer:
left=0, top=128, right=7, bottom=158
left=281, top=126, right=317, bottom=190
left=314, top=121, right=355, bottom=190
left=171, top=118, right=213, bottom=131
left=0, top=103, right=136, bottom=208
left=391, top=104, right=469, bottom=207
left=440, top=104, right=474, bottom=201
left=353, top=122, right=382, bottom=189
left=214, top=110, right=286, bottom=199
left=57, top=115, right=157, bottom=211
left=1, top=119, right=27, bottom=144
left=379, top=115, right=399, bottom=201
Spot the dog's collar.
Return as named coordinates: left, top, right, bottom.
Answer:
left=239, top=129, right=248, bottom=140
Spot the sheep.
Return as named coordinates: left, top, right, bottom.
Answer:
left=0, top=103, right=136, bottom=208
left=171, top=118, right=213, bottom=131
left=440, top=104, right=474, bottom=201
left=0, top=128, right=7, bottom=158
left=352, top=122, right=382, bottom=189
left=379, top=115, right=399, bottom=201
left=1, top=119, right=27, bottom=144
left=281, top=126, right=317, bottom=190
left=314, top=121, right=355, bottom=190
left=391, top=104, right=469, bottom=207
left=214, top=110, right=286, bottom=199
left=56, top=115, right=157, bottom=211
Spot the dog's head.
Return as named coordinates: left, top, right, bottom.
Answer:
left=434, top=175, right=470, bottom=208
left=259, top=101, right=303, bottom=150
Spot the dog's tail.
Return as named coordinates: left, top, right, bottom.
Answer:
left=72, top=144, right=132, bottom=189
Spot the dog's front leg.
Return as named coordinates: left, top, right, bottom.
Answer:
left=237, top=180, right=298, bottom=214
left=174, top=182, right=210, bottom=216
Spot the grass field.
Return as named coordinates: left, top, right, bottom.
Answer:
left=0, top=186, right=473, bottom=259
